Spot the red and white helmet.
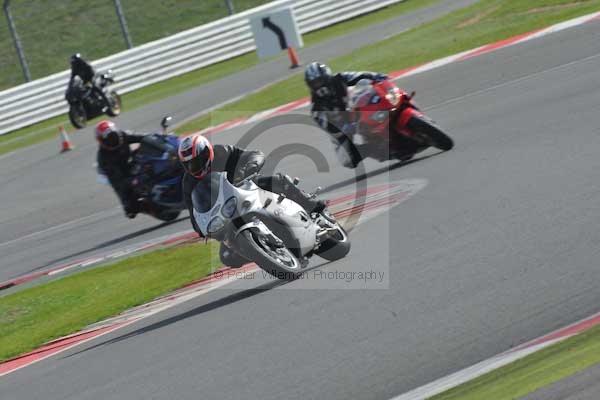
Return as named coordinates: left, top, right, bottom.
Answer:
left=95, top=120, right=122, bottom=150
left=178, top=134, right=214, bottom=179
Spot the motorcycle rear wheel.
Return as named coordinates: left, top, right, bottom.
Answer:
left=239, top=229, right=302, bottom=281
left=155, top=210, right=181, bottom=222
left=69, top=103, right=87, bottom=129
left=407, top=116, right=454, bottom=151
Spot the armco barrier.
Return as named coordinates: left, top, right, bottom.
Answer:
left=0, top=0, right=402, bottom=135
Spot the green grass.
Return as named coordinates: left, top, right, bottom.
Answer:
left=178, top=0, right=600, bottom=133
left=0, top=0, right=438, bottom=156
left=431, top=324, right=600, bottom=399
left=0, top=0, right=271, bottom=89
left=124, top=0, right=440, bottom=110
left=301, top=0, right=441, bottom=47
left=0, top=114, right=72, bottom=156
left=0, top=242, right=220, bottom=362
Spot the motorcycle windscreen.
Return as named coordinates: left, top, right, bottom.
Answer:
left=136, top=138, right=167, bottom=159
left=191, top=172, right=222, bottom=213
left=347, top=82, right=375, bottom=109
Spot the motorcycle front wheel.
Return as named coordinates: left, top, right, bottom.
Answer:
left=314, top=212, right=351, bottom=261
left=68, top=103, right=87, bottom=129
left=238, top=229, right=302, bottom=281
left=407, top=116, right=454, bottom=151
left=105, top=91, right=122, bottom=117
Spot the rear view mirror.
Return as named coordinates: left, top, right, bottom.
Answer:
left=160, top=116, right=172, bottom=128
left=160, top=116, right=173, bottom=134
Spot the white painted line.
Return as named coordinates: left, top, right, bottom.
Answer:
left=46, top=263, right=83, bottom=276
left=0, top=208, right=119, bottom=248
left=391, top=338, right=566, bottom=400
left=424, top=51, right=600, bottom=112
left=526, top=11, right=600, bottom=42
left=246, top=109, right=279, bottom=124
left=391, top=313, right=600, bottom=398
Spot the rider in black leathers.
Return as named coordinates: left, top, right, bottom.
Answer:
left=68, top=53, right=96, bottom=92
left=96, top=120, right=175, bottom=219
left=95, top=120, right=144, bottom=218
left=305, top=62, right=389, bottom=168
left=179, top=134, right=326, bottom=268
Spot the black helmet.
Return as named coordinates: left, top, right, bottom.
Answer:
left=305, top=62, right=332, bottom=94
left=70, top=53, right=82, bottom=64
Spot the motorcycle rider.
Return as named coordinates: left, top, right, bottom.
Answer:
left=95, top=120, right=147, bottom=219
left=178, top=134, right=326, bottom=268
left=68, top=53, right=96, bottom=95
left=305, top=62, right=389, bottom=168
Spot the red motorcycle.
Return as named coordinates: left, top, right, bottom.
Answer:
left=348, top=79, right=453, bottom=161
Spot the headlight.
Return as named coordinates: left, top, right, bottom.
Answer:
left=385, top=93, right=399, bottom=105
left=207, top=216, right=225, bottom=234
left=370, top=111, right=388, bottom=123
left=385, top=88, right=401, bottom=105
left=222, top=197, right=237, bottom=218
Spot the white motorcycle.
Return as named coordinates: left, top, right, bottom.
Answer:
left=192, top=172, right=351, bottom=280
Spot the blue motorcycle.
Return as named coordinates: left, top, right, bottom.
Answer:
left=129, top=117, right=185, bottom=222
left=98, top=116, right=186, bottom=222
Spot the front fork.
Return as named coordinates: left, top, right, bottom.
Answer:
left=396, top=105, right=424, bottom=138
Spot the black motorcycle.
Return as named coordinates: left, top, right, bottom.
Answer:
left=65, top=71, right=122, bottom=129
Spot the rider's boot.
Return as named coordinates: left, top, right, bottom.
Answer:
left=279, top=174, right=327, bottom=214
left=260, top=174, right=327, bottom=214
left=300, top=196, right=327, bottom=215
left=124, top=198, right=141, bottom=219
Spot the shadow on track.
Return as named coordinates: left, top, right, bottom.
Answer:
left=55, top=154, right=444, bottom=357
left=63, top=260, right=336, bottom=359
left=63, top=279, right=289, bottom=359
left=322, top=152, right=441, bottom=194
left=23, top=216, right=188, bottom=274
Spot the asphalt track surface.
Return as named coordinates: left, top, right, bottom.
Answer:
left=0, top=0, right=479, bottom=283
left=3, top=10, right=600, bottom=400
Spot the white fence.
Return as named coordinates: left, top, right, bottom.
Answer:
left=0, top=0, right=402, bottom=135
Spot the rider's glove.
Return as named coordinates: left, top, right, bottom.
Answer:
left=341, top=122, right=358, bottom=136
left=316, top=112, right=329, bottom=130
left=241, top=161, right=261, bottom=178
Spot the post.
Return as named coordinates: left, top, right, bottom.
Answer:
left=3, top=0, right=31, bottom=82
left=224, top=0, right=235, bottom=15
left=113, top=0, right=133, bottom=48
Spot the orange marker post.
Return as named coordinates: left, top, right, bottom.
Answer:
left=287, top=46, right=301, bottom=69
